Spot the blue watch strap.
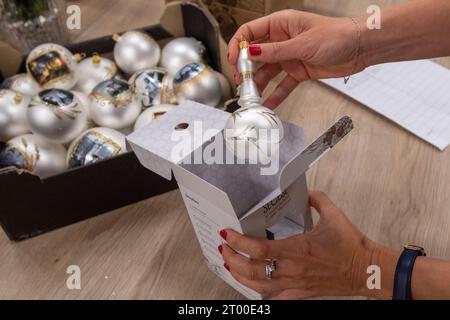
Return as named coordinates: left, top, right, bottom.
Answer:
left=392, top=246, right=426, bottom=300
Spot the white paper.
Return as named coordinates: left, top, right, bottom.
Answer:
left=321, top=60, right=450, bottom=150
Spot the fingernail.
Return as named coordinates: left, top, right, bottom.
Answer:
left=224, top=263, right=230, bottom=271
left=218, top=245, right=223, bottom=254
left=249, top=45, right=262, bottom=56
left=219, top=229, right=227, bottom=240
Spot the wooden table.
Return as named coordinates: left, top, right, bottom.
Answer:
left=1, top=0, right=449, bottom=299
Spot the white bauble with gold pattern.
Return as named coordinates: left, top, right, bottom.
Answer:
left=0, top=89, right=30, bottom=142
left=214, top=71, right=232, bottom=108
left=72, top=90, right=96, bottom=130
left=66, top=127, right=126, bottom=169
left=224, top=39, right=284, bottom=161
left=0, top=73, right=41, bottom=97
left=128, top=68, right=173, bottom=109
left=113, top=31, right=160, bottom=75
left=133, top=104, right=175, bottom=131
left=74, top=53, right=119, bottom=95
left=26, top=43, right=79, bottom=90
left=224, top=104, right=284, bottom=162
left=0, top=134, right=66, bottom=179
left=27, top=89, right=88, bottom=144
left=160, top=37, right=205, bottom=76
left=172, top=62, right=221, bottom=107
left=88, top=79, right=141, bottom=129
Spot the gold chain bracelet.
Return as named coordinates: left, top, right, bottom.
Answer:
left=344, top=17, right=362, bottom=84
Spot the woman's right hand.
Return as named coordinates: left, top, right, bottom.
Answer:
left=228, top=10, right=367, bottom=109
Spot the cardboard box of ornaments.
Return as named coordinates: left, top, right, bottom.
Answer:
left=0, top=2, right=235, bottom=241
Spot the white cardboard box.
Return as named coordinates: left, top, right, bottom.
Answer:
left=127, top=100, right=353, bottom=299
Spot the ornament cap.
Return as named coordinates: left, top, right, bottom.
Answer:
left=74, top=52, right=86, bottom=62
left=14, top=93, right=23, bottom=104
left=112, top=33, right=121, bottom=41
left=92, top=53, right=101, bottom=64
left=239, top=40, right=249, bottom=49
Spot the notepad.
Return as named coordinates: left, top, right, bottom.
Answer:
left=321, top=60, right=450, bottom=150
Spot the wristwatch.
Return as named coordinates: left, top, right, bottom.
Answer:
left=392, top=245, right=426, bottom=300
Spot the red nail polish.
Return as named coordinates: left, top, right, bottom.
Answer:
left=218, top=245, right=223, bottom=254
left=219, top=229, right=227, bottom=240
left=224, top=263, right=230, bottom=271
left=249, top=45, right=262, bottom=56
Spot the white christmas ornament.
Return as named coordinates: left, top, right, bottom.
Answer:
left=128, top=68, right=172, bottom=109
left=27, top=89, right=88, bottom=144
left=89, top=79, right=141, bottom=129
left=113, top=31, right=160, bottom=75
left=224, top=40, right=284, bottom=162
left=74, top=54, right=118, bottom=94
left=0, top=73, right=40, bottom=97
left=224, top=105, right=284, bottom=161
left=214, top=71, right=232, bottom=107
left=72, top=90, right=96, bottom=129
left=160, top=37, right=205, bottom=76
left=0, top=89, right=30, bottom=142
left=134, top=104, right=175, bottom=131
left=0, top=134, right=66, bottom=179
left=66, top=127, right=126, bottom=169
left=26, top=43, right=79, bottom=90
left=172, top=62, right=221, bottom=107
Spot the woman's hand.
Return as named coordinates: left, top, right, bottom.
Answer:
left=219, top=191, right=399, bottom=299
left=228, top=10, right=367, bottom=109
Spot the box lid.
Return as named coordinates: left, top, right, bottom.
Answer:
left=127, top=101, right=230, bottom=180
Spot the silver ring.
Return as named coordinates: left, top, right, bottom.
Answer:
left=265, top=259, right=277, bottom=280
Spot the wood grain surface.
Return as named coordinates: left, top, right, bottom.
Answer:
left=0, top=0, right=449, bottom=300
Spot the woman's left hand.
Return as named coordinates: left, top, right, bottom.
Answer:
left=219, top=191, right=399, bottom=299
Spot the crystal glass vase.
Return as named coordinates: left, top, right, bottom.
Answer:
left=0, top=0, right=69, bottom=55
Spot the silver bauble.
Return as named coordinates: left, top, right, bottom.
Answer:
left=172, top=62, right=221, bottom=107
left=128, top=68, right=172, bottom=109
left=89, top=79, right=141, bottom=129
left=224, top=105, right=284, bottom=162
left=113, top=31, right=160, bottom=75
left=119, top=125, right=134, bottom=136
left=71, top=90, right=96, bottom=130
left=27, top=89, right=88, bottom=144
left=0, top=134, right=66, bottom=179
left=74, top=54, right=118, bottom=94
left=0, top=73, right=41, bottom=97
left=26, top=43, right=78, bottom=90
left=160, top=37, right=205, bottom=76
left=66, top=127, right=126, bottom=169
left=134, top=104, right=175, bottom=131
left=0, top=89, right=30, bottom=142
left=71, top=90, right=91, bottom=118
left=214, top=71, right=232, bottom=108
